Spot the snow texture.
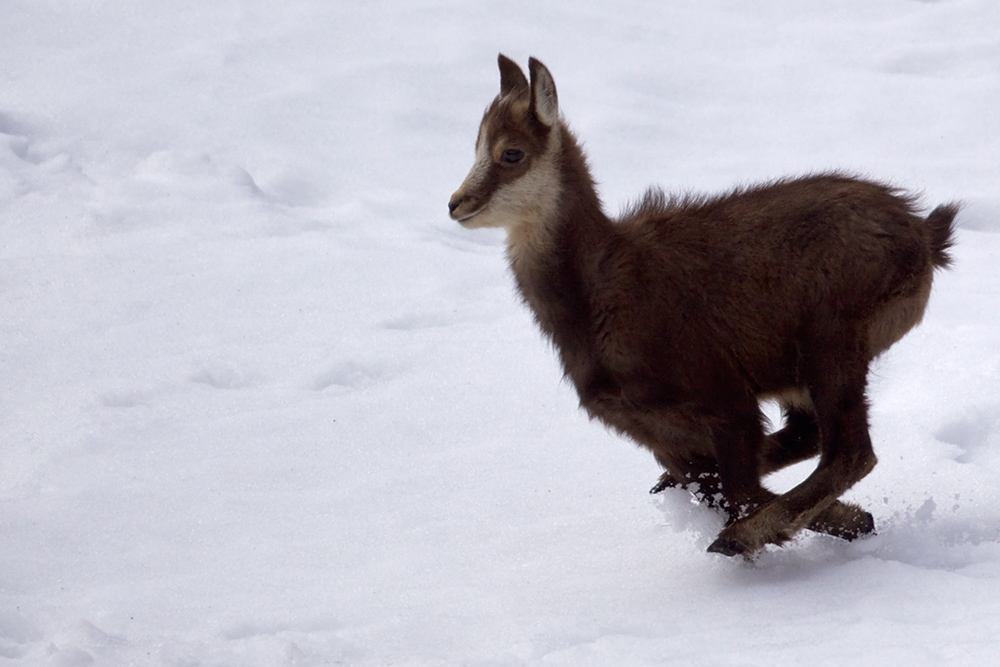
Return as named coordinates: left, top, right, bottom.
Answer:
left=2, top=1, right=999, bottom=665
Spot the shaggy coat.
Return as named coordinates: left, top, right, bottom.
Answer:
left=449, top=55, right=957, bottom=556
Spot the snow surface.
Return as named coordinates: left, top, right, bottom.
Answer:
left=2, top=0, right=999, bottom=664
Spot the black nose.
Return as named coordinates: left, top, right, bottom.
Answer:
left=448, top=198, right=460, bottom=214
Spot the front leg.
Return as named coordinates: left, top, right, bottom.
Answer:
left=709, top=407, right=774, bottom=523
left=650, top=467, right=728, bottom=510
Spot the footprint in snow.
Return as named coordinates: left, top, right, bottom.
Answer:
left=133, top=149, right=265, bottom=199
left=381, top=311, right=455, bottom=330
left=99, top=388, right=154, bottom=408
left=312, top=360, right=391, bottom=392
left=934, top=410, right=998, bottom=464
left=0, top=611, right=42, bottom=660
left=47, top=645, right=94, bottom=667
left=190, top=363, right=256, bottom=390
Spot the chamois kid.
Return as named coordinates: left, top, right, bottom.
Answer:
left=448, top=55, right=957, bottom=557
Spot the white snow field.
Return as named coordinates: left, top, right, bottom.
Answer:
left=2, top=0, right=1000, bottom=664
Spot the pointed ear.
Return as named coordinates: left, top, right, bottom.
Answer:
left=528, top=57, right=559, bottom=128
left=498, top=54, right=529, bottom=97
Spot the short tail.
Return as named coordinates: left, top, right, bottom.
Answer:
left=925, top=203, right=959, bottom=269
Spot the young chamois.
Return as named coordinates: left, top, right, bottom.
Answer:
left=448, top=55, right=957, bottom=557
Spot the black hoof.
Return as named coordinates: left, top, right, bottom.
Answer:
left=808, top=504, right=877, bottom=541
left=649, top=479, right=670, bottom=494
left=854, top=511, right=876, bottom=538
left=834, top=509, right=876, bottom=541
left=707, top=536, right=747, bottom=557
left=649, top=473, right=677, bottom=494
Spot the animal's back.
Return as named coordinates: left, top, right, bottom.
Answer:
left=622, top=175, right=939, bottom=307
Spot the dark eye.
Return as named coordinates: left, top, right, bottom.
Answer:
left=500, top=148, right=525, bottom=164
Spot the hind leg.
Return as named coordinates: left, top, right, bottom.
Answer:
left=759, top=404, right=875, bottom=542
left=709, top=362, right=878, bottom=557
left=758, top=406, right=821, bottom=476
left=651, top=406, right=873, bottom=544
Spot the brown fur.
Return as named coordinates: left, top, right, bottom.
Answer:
left=449, top=55, right=958, bottom=557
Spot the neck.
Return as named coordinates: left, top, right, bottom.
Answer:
left=505, top=124, right=606, bottom=272
left=506, top=125, right=610, bottom=344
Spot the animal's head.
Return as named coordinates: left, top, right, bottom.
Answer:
left=448, top=55, right=563, bottom=232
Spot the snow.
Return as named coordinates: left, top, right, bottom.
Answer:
left=2, top=0, right=999, bottom=664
